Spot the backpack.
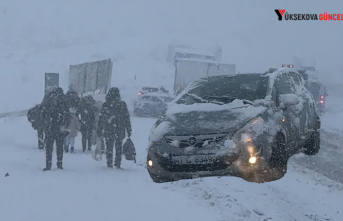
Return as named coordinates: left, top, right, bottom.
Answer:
left=123, top=138, right=136, bottom=163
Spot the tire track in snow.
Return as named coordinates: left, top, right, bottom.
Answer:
left=290, top=129, right=343, bottom=184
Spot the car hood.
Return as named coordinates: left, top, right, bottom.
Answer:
left=162, top=100, right=267, bottom=136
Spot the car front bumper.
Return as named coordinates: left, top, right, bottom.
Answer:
left=146, top=144, right=273, bottom=182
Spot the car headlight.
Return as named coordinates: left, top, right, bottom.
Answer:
left=231, top=117, right=264, bottom=144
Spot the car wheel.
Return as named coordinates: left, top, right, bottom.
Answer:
left=269, top=133, right=288, bottom=172
left=148, top=170, right=175, bottom=183
left=303, top=129, right=320, bottom=156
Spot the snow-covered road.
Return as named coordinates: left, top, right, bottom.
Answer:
left=1, top=116, right=342, bottom=221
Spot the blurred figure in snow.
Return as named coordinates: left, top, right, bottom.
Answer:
left=93, top=100, right=105, bottom=153
left=79, top=95, right=96, bottom=152
left=41, top=89, right=70, bottom=171
left=27, top=104, right=45, bottom=149
left=65, top=90, right=81, bottom=117
left=64, top=107, right=81, bottom=153
left=97, top=87, right=132, bottom=169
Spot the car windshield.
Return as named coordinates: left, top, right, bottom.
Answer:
left=142, top=87, right=159, bottom=93
left=176, top=74, right=269, bottom=105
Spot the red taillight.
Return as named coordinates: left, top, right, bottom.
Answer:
left=320, top=100, right=324, bottom=104
left=138, top=92, right=142, bottom=96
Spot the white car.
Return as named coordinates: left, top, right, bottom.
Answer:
left=134, top=87, right=174, bottom=118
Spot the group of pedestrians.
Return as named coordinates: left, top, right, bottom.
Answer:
left=27, top=87, right=132, bottom=170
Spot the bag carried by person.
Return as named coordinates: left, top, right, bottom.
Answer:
left=123, top=138, right=136, bottom=163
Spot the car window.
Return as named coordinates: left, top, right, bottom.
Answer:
left=288, top=72, right=303, bottom=95
left=176, top=75, right=269, bottom=105
left=288, top=72, right=301, bottom=86
left=141, top=96, right=153, bottom=101
left=164, top=97, right=174, bottom=103
left=274, top=73, right=295, bottom=94
left=142, top=96, right=163, bottom=103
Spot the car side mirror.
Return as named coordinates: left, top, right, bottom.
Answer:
left=279, top=94, right=300, bottom=110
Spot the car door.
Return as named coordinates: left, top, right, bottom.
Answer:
left=288, top=71, right=315, bottom=142
left=273, top=73, right=301, bottom=152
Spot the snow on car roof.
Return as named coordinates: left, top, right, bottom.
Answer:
left=140, top=92, right=172, bottom=97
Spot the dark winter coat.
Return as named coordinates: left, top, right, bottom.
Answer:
left=79, top=97, right=96, bottom=132
left=97, top=87, right=132, bottom=140
left=65, top=90, right=81, bottom=114
left=41, top=91, right=70, bottom=138
left=27, top=104, right=44, bottom=130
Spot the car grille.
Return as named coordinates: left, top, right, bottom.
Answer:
left=164, top=133, right=227, bottom=148
left=154, top=152, right=237, bottom=173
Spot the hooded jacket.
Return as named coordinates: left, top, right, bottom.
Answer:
left=79, top=96, right=96, bottom=131
left=97, top=87, right=132, bottom=140
left=41, top=90, right=70, bottom=138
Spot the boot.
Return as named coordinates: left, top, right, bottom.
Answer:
left=82, top=139, right=86, bottom=152
left=44, top=161, right=52, bottom=171
left=70, top=146, right=74, bottom=153
left=65, top=147, right=69, bottom=153
left=57, top=162, right=63, bottom=169
left=115, top=161, right=121, bottom=169
left=107, top=164, right=113, bottom=168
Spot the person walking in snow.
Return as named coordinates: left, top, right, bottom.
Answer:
left=65, top=89, right=81, bottom=117
left=93, top=100, right=105, bottom=153
left=79, top=95, right=96, bottom=152
left=41, top=88, right=69, bottom=171
left=97, top=87, right=132, bottom=169
left=64, top=108, right=81, bottom=153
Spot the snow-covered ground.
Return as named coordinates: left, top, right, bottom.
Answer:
left=1, top=115, right=343, bottom=221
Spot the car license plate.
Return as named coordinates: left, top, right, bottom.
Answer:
left=171, top=155, right=215, bottom=165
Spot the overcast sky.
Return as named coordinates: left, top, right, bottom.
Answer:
left=0, top=0, right=342, bottom=85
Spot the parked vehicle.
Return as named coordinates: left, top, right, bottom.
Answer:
left=304, top=81, right=327, bottom=114
left=134, top=87, right=174, bottom=118
left=147, top=68, right=320, bottom=183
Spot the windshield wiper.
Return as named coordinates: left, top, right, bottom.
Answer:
left=186, top=93, right=208, bottom=103
left=202, top=95, right=253, bottom=105
left=187, top=94, right=223, bottom=105
left=241, top=99, right=253, bottom=105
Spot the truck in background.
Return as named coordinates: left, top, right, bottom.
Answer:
left=173, top=58, right=236, bottom=95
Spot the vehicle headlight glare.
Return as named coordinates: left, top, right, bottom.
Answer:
left=241, top=133, right=252, bottom=142
left=249, top=157, right=257, bottom=164
left=148, top=160, right=153, bottom=167
left=232, top=117, right=264, bottom=143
